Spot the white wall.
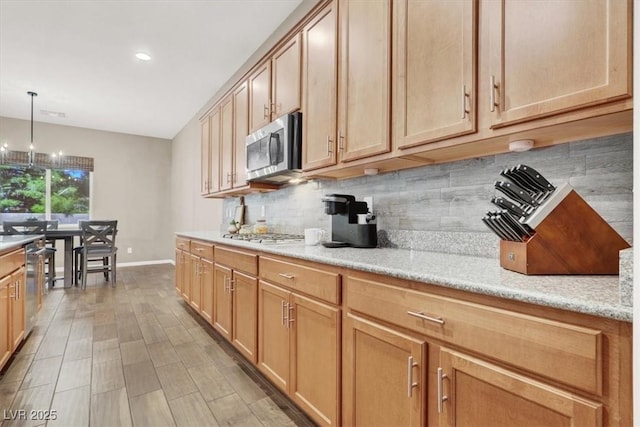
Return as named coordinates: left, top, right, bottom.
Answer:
left=0, top=117, right=174, bottom=264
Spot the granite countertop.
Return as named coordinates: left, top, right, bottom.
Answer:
left=0, top=234, right=44, bottom=253
left=177, top=231, right=632, bottom=322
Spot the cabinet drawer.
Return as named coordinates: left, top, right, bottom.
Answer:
left=260, top=256, right=340, bottom=305
left=214, top=246, right=257, bottom=276
left=0, top=249, right=25, bottom=278
left=345, top=275, right=603, bottom=395
left=175, top=237, right=190, bottom=252
left=190, top=240, right=213, bottom=260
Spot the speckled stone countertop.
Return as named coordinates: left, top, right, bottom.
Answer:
left=0, top=234, right=43, bottom=253
left=177, top=231, right=632, bottom=322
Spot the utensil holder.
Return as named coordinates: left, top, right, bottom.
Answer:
left=500, top=184, right=630, bottom=275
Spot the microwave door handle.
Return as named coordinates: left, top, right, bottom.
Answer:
left=268, top=133, right=280, bottom=165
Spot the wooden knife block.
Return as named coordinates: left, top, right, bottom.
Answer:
left=500, top=186, right=630, bottom=275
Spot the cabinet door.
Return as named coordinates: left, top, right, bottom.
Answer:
left=290, top=293, right=340, bottom=427
left=0, top=275, right=11, bottom=369
left=208, top=108, right=221, bottom=193
left=248, top=62, right=272, bottom=133
left=343, top=313, right=425, bottom=427
left=232, top=271, right=257, bottom=363
left=487, top=0, right=631, bottom=128
left=338, top=0, right=391, bottom=162
left=200, top=259, right=214, bottom=324
left=174, top=249, right=183, bottom=295
left=439, top=348, right=602, bottom=427
left=272, top=34, right=301, bottom=119
left=258, top=280, right=291, bottom=392
left=213, top=264, right=233, bottom=340
left=395, top=0, right=477, bottom=149
left=220, top=95, right=234, bottom=191
left=10, top=268, right=25, bottom=351
left=189, top=254, right=201, bottom=310
left=301, top=2, right=338, bottom=171
left=233, top=81, right=249, bottom=188
left=200, top=117, right=211, bottom=195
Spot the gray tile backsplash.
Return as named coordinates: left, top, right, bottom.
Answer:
left=223, top=132, right=633, bottom=257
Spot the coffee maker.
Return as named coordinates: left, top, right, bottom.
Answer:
left=321, top=194, right=377, bottom=248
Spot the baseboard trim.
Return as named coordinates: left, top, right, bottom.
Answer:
left=55, top=259, right=173, bottom=273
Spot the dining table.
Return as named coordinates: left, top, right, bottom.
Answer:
left=45, top=227, right=83, bottom=288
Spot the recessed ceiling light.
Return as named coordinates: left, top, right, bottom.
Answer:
left=135, top=52, right=151, bottom=61
left=41, top=109, right=66, bottom=118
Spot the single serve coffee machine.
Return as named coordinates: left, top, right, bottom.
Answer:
left=321, top=194, right=377, bottom=248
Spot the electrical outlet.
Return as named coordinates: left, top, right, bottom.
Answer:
left=127, top=247, right=132, bottom=254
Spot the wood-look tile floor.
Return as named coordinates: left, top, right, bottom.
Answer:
left=0, top=265, right=315, bottom=427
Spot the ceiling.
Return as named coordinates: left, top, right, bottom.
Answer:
left=0, top=0, right=304, bottom=140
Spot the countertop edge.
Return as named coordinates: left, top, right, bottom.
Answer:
left=0, top=234, right=44, bottom=254
left=175, top=231, right=632, bottom=322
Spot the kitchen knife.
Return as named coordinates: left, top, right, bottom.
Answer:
left=494, top=181, right=538, bottom=207
left=492, top=212, right=524, bottom=242
left=482, top=215, right=511, bottom=240
left=490, top=196, right=529, bottom=218
left=516, top=164, right=556, bottom=193
left=500, top=210, right=534, bottom=238
left=501, top=166, right=542, bottom=195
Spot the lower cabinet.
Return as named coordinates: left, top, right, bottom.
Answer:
left=175, top=248, right=187, bottom=297
left=188, top=253, right=202, bottom=311
left=199, top=258, right=214, bottom=324
left=0, top=249, right=26, bottom=372
left=439, top=348, right=601, bottom=427
left=343, top=313, right=425, bottom=427
left=0, top=274, right=12, bottom=369
left=258, top=279, right=341, bottom=427
left=10, top=268, right=26, bottom=350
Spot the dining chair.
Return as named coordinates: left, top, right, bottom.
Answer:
left=75, top=220, right=118, bottom=289
left=2, top=220, right=57, bottom=289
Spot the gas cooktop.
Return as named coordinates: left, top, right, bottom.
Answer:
left=222, top=233, right=304, bottom=244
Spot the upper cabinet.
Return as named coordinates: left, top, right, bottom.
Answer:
left=219, top=95, right=234, bottom=191
left=394, top=0, right=477, bottom=149
left=487, top=0, right=631, bottom=128
left=233, top=81, right=249, bottom=188
left=249, top=34, right=302, bottom=134
left=302, top=2, right=338, bottom=171
left=200, top=117, right=211, bottom=195
left=338, top=0, right=392, bottom=162
left=200, top=108, right=221, bottom=196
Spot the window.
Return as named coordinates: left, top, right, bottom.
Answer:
left=0, top=165, right=91, bottom=225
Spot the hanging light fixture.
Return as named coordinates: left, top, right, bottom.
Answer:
left=27, top=91, right=37, bottom=167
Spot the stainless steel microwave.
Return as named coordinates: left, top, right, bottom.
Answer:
left=246, top=112, right=302, bottom=184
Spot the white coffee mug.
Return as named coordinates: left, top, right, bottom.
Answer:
left=304, top=228, right=326, bottom=245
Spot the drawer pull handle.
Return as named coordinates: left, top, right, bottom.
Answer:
left=278, top=273, right=295, bottom=280
left=407, top=310, right=445, bottom=325
left=407, top=356, right=419, bottom=397
left=437, top=367, right=448, bottom=413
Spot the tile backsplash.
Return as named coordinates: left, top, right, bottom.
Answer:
left=223, top=132, right=633, bottom=257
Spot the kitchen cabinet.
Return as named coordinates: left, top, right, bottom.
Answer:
left=486, top=0, right=631, bottom=129
left=439, top=348, right=601, bottom=427
left=232, top=81, right=249, bottom=188
left=393, top=0, right=477, bottom=149
left=188, top=254, right=202, bottom=311
left=344, top=271, right=629, bottom=427
left=343, top=313, right=425, bottom=427
left=214, top=246, right=258, bottom=362
left=337, top=0, right=391, bottom=162
left=219, top=95, right=234, bottom=191
left=10, top=268, right=25, bottom=351
left=258, top=256, right=341, bottom=427
left=200, top=108, right=221, bottom=195
left=0, top=274, right=12, bottom=369
left=301, top=1, right=338, bottom=171
left=188, top=241, right=214, bottom=316
left=175, top=237, right=190, bottom=297
left=249, top=35, right=302, bottom=134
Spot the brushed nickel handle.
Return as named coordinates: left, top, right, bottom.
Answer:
left=407, top=356, right=419, bottom=397
left=282, top=301, right=289, bottom=326
left=407, top=310, right=445, bottom=325
left=437, top=367, right=448, bottom=413
left=326, top=136, right=333, bottom=155
left=232, top=172, right=236, bottom=184
left=281, top=300, right=287, bottom=326
left=338, top=133, right=345, bottom=152
left=226, top=173, right=231, bottom=184
left=278, top=273, right=295, bottom=280
left=461, top=85, right=470, bottom=119
left=287, top=303, right=294, bottom=328
left=263, top=104, right=269, bottom=119
left=490, top=75, right=498, bottom=112
left=228, top=279, right=235, bottom=292
left=194, top=248, right=204, bottom=252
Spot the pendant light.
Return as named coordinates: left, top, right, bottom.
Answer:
left=27, top=91, right=37, bottom=167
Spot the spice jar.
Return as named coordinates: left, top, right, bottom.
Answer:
left=253, top=219, right=268, bottom=234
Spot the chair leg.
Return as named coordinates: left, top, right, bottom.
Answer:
left=82, top=255, right=88, bottom=290
left=112, top=254, right=117, bottom=287
left=103, top=257, right=108, bottom=281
